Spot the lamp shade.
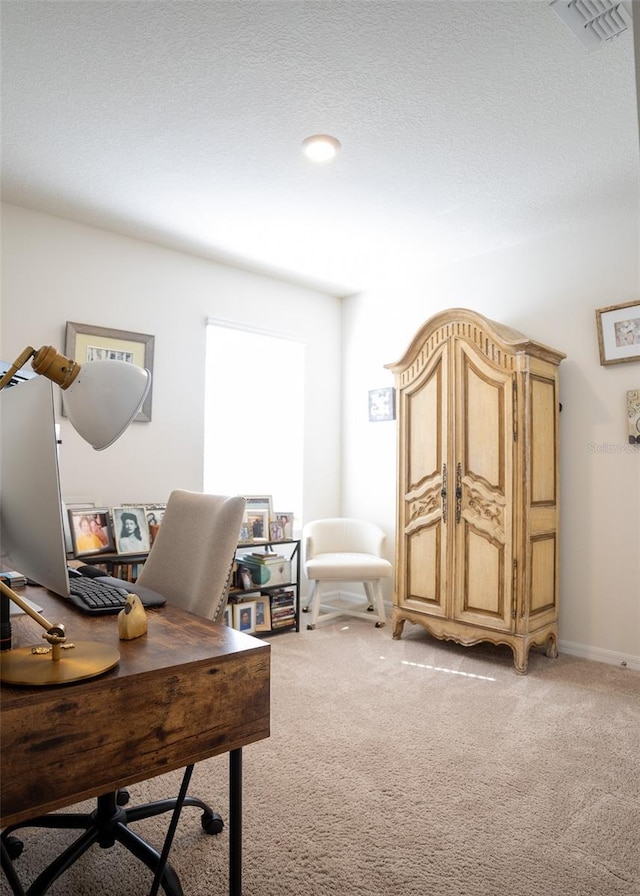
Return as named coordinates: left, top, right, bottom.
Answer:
left=62, top=360, right=151, bottom=450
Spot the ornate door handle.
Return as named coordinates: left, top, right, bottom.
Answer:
left=455, top=463, right=462, bottom=524
left=441, top=463, right=447, bottom=524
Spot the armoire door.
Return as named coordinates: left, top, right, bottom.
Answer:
left=451, top=339, right=514, bottom=631
left=398, top=342, right=449, bottom=619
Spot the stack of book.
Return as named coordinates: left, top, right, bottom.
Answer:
left=240, top=552, right=291, bottom=587
left=268, top=587, right=296, bottom=630
left=0, top=570, right=27, bottom=588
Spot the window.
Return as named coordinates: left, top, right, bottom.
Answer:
left=204, top=320, right=305, bottom=529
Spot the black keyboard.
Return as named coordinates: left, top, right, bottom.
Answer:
left=68, top=577, right=130, bottom=614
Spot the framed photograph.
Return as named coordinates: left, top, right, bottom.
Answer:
left=243, top=495, right=273, bottom=513
left=238, top=521, right=251, bottom=543
left=112, top=506, right=151, bottom=555
left=254, top=596, right=272, bottom=632
left=68, top=507, right=114, bottom=556
left=368, top=387, right=396, bottom=422
left=223, top=605, right=232, bottom=628
left=65, top=321, right=155, bottom=420
left=273, top=512, right=294, bottom=540
left=245, top=509, right=270, bottom=542
left=237, top=564, right=253, bottom=591
left=628, top=390, right=640, bottom=445
left=144, top=504, right=166, bottom=546
left=233, top=601, right=256, bottom=634
left=595, top=301, right=640, bottom=366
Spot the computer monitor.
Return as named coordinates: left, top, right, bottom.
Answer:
left=0, top=374, right=72, bottom=597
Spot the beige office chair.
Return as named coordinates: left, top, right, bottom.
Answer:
left=2, top=490, right=246, bottom=896
left=303, top=517, right=391, bottom=629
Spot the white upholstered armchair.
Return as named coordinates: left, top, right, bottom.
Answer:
left=303, top=517, right=391, bottom=629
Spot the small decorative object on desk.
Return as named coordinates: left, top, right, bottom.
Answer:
left=118, top=594, right=148, bottom=640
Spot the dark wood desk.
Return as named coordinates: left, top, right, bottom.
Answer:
left=0, top=587, right=271, bottom=894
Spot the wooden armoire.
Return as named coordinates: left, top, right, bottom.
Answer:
left=386, top=309, right=565, bottom=673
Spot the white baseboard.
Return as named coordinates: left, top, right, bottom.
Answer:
left=558, top=639, right=640, bottom=671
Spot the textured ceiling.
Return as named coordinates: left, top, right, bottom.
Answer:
left=2, top=0, right=638, bottom=296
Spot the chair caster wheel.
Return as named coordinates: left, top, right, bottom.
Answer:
left=3, top=835, right=23, bottom=860
left=201, top=811, right=224, bottom=835
left=375, top=621, right=385, bottom=628
left=117, top=789, right=130, bottom=806
left=306, top=623, right=316, bottom=630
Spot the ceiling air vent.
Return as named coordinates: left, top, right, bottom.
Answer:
left=550, top=0, right=632, bottom=50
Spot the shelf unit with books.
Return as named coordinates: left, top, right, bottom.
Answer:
left=230, top=539, right=300, bottom=636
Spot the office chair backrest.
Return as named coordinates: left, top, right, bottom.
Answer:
left=136, top=490, right=246, bottom=621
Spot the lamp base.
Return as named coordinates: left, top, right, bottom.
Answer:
left=0, top=641, right=119, bottom=685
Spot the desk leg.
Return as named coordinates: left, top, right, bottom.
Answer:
left=229, top=748, right=242, bottom=896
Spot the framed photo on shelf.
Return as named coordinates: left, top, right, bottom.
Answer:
left=245, top=509, right=270, bottom=542
left=272, top=512, right=294, bottom=540
left=223, top=605, right=232, bottom=628
left=112, top=506, right=151, bottom=555
left=68, top=507, right=114, bottom=556
left=239, top=521, right=251, bottom=543
left=65, top=321, right=155, bottom=421
left=595, top=301, right=640, bottom=366
left=254, top=596, right=272, bottom=632
left=243, top=495, right=273, bottom=514
left=233, top=601, right=256, bottom=634
left=241, top=496, right=273, bottom=542
left=144, top=503, right=166, bottom=546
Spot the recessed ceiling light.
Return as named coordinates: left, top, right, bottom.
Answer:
left=301, top=134, right=342, bottom=163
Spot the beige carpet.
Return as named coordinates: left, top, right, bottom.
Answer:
left=4, top=618, right=640, bottom=896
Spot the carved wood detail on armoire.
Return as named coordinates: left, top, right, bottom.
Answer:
left=386, top=308, right=565, bottom=673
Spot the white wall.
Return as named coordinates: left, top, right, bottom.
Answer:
left=3, top=203, right=638, bottom=667
left=342, top=211, right=640, bottom=668
left=1, top=204, right=343, bottom=528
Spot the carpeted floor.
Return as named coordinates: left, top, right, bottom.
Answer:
left=3, top=618, right=639, bottom=895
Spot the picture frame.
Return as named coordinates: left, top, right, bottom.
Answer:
left=112, top=505, right=151, bottom=555
left=254, top=596, right=272, bottom=632
left=65, top=321, right=155, bottom=421
left=238, top=521, right=251, bottom=543
left=243, top=495, right=273, bottom=514
left=244, top=509, right=270, bottom=542
left=144, top=503, right=167, bottom=546
left=68, top=507, right=115, bottom=556
left=271, top=512, right=294, bottom=540
left=595, top=301, right=640, bottom=366
left=223, top=605, right=232, bottom=628
left=368, top=387, right=396, bottom=422
left=233, top=601, right=256, bottom=634
left=628, top=390, right=640, bottom=444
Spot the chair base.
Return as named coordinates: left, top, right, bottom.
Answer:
left=1, top=787, right=223, bottom=896
left=304, top=582, right=387, bottom=629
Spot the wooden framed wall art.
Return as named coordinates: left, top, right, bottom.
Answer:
left=65, top=321, right=155, bottom=420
